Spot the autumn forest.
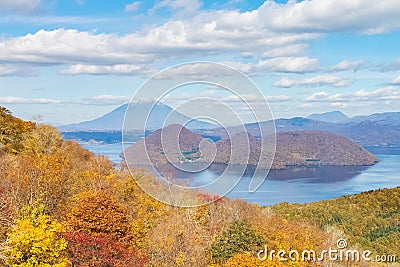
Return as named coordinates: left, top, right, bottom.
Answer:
left=0, top=107, right=399, bottom=266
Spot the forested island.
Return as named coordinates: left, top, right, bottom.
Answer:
left=122, top=124, right=378, bottom=169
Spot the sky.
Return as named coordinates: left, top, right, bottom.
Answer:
left=0, top=0, right=400, bottom=125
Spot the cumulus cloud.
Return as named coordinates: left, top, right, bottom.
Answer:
left=353, top=87, right=400, bottom=100
left=80, top=95, right=131, bottom=106
left=306, top=86, right=400, bottom=102
left=0, top=0, right=40, bottom=13
left=0, top=6, right=320, bottom=76
left=1, top=0, right=400, bottom=75
left=125, top=1, right=141, bottom=13
left=0, top=29, right=155, bottom=66
left=262, top=0, right=400, bottom=34
left=0, top=96, right=60, bottom=104
left=239, top=57, right=319, bottom=74
left=60, top=64, right=147, bottom=76
left=330, top=60, right=365, bottom=72
left=274, top=75, right=350, bottom=88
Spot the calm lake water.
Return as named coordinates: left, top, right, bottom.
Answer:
left=82, top=143, right=400, bottom=206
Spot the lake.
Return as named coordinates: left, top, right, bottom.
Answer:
left=82, top=143, right=400, bottom=206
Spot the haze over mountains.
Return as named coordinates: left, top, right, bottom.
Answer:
left=59, top=101, right=400, bottom=147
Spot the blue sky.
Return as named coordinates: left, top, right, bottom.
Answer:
left=0, top=0, right=400, bottom=124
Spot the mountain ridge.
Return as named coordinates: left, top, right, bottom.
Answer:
left=58, top=102, right=400, bottom=147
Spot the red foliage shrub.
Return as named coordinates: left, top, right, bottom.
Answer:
left=64, top=231, right=147, bottom=267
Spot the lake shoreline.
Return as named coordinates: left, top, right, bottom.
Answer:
left=81, top=143, right=400, bottom=206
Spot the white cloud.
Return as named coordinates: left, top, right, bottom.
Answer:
left=1, top=0, right=400, bottom=76
left=390, top=75, right=400, bottom=85
left=125, top=1, right=141, bottom=13
left=0, top=96, right=60, bottom=104
left=152, top=62, right=242, bottom=80
left=330, top=60, right=365, bottom=72
left=306, top=86, right=400, bottom=102
left=0, top=65, right=35, bottom=76
left=275, top=75, right=350, bottom=88
left=0, top=95, right=133, bottom=106
left=265, top=95, right=290, bottom=102
left=379, top=59, right=400, bottom=72
left=0, top=0, right=40, bottom=13
left=262, top=43, right=308, bottom=58
left=239, top=57, right=319, bottom=74
left=223, top=94, right=289, bottom=103
left=81, top=95, right=131, bottom=106
left=262, top=0, right=400, bottom=34
left=60, top=64, right=147, bottom=76
left=0, top=11, right=319, bottom=76
left=306, top=92, right=345, bottom=102
left=353, top=87, right=400, bottom=100
left=0, top=29, right=155, bottom=66
left=330, top=102, right=349, bottom=108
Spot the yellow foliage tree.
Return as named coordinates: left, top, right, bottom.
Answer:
left=224, top=253, right=261, bottom=267
left=4, top=201, right=68, bottom=267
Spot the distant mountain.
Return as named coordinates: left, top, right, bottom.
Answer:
left=58, top=101, right=215, bottom=132
left=202, top=112, right=400, bottom=147
left=122, top=125, right=378, bottom=169
left=338, top=121, right=400, bottom=146
left=307, top=111, right=349, bottom=123
left=343, top=112, right=400, bottom=125
left=217, top=117, right=340, bottom=139
left=60, top=106, right=400, bottom=147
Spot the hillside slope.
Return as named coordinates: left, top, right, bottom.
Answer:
left=273, top=186, right=400, bottom=257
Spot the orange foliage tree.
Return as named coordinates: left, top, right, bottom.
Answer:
left=66, top=190, right=130, bottom=241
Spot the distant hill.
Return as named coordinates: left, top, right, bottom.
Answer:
left=203, top=112, right=400, bottom=147
left=209, top=130, right=377, bottom=169
left=58, top=100, right=214, bottom=132
left=307, top=111, right=349, bottom=123
left=272, top=131, right=378, bottom=168
left=122, top=125, right=378, bottom=169
left=343, top=111, right=400, bottom=125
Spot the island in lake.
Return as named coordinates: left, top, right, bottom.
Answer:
left=122, top=124, right=378, bottom=170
